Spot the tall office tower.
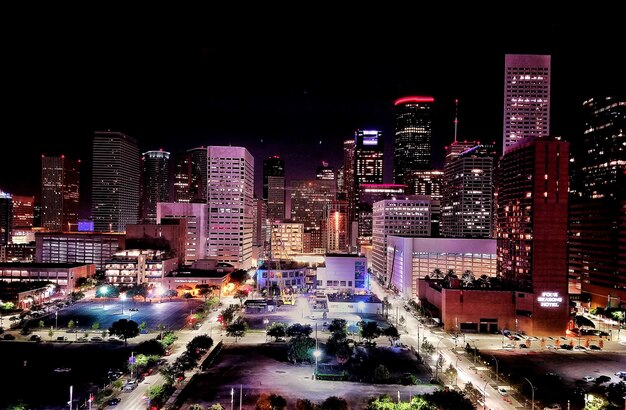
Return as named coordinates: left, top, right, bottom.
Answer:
left=336, top=165, right=345, bottom=197
left=354, top=130, right=384, bottom=241
left=343, top=139, right=356, bottom=224
left=173, top=147, right=208, bottom=203
left=157, top=202, right=208, bottom=266
left=263, top=156, right=285, bottom=222
left=569, top=97, right=626, bottom=307
left=41, top=155, right=80, bottom=231
left=290, top=179, right=336, bottom=237
left=0, top=190, right=12, bottom=246
left=503, top=54, right=551, bottom=154
left=325, top=200, right=349, bottom=253
left=444, top=140, right=480, bottom=165
left=496, top=137, right=569, bottom=334
left=173, top=152, right=192, bottom=203
left=442, top=144, right=495, bottom=238
left=371, top=196, right=431, bottom=282
left=33, top=203, right=41, bottom=227
left=393, top=96, right=434, bottom=184
left=92, top=131, right=140, bottom=233
left=206, top=146, right=254, bottom=269
left=404, top=169, right=443, bottom=236
left=357, top=184, right=407, bottom=242
left=316, top=161, right=335, bottom=181
left=252, top=197, right=267, bottom=247
left=141, top=150, right=170, bottom=224
left=11, top=195, right=34, bottom=228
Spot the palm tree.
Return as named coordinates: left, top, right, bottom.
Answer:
left=477, top=274, right=491, bottom=288
left=431, top=268, right=444, bottom=280
left=461, top=270, right=475, bottom=287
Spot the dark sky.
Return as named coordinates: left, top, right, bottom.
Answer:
left=2, top=16, right=624, bottom=217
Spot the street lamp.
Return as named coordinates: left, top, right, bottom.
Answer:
left=120, top=294, right=126, bottom=315
left=55, top=311, right=58, bottom=330
left=523, top=377, right=535, bottom=410
left=313, top=349, right=321, bottom=379
left=263, top=318, right=269, bottom=342
left=100, top=286, right=108, bottom=309
left=488, top=353, right=499, bottom=382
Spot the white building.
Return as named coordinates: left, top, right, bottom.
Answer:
left=270, top=222, right=304, bottom=260
left=315, top=254, right=368, bottom=294
left=503, top=54, right=551, bottom=153
left=371, top=196, right=431, bottom=282
left=157, top=202, right=208, bottom=265
left=104, top=249, right=178, bottom=286
left=206, top=146, right=255, bottom=269
left=386, top=236, right=497, bottom=299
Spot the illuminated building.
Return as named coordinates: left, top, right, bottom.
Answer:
left=290, top=179, right=335, bottom=245
left=316, top=254, right=369, bottom=294
left=157, top=202, right=208, bottom=266
left=0, top=190, right=12, bottom=246
left=569, top=97, right=626, bottom=307
left=270, top=222, right=304, bottom=259
left=316, top=161, right=335, bottom=181
left=11, top=195, right=34, bottom=228
left=357, top=184, right=407, bottom=242
left=126, top=222, right=186, bottom=265
left=442, top=143, right=495, bottom=238
left=92, top=131, right=140, bottom=232
left=36, top=231, right=125, bottom=270
left=0, top=262, right=95, bottom=298
left=503, top=54, right=551, bottom=153
left=104, top=249, right=178, bottom=286
left=41, top=155, right=80, bottom=231
left=325, top=200, right=349, bottom=253
left=263, top=156, right=285, bottom=222
left=403, top=170, right=443, bottom=236
left=371, top=196, right=431, bottom=283
left=393, top=96, right=434, bottom=183
left=173, top=147, right=209, bottom=203
left=141, top=150, right=170, bottom=224
left=206, top=146, right=254, bottom=269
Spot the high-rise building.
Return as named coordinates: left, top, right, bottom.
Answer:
left=290, top=179, right=336, bottom=234
left=157, top=202, right=208, bottom=266
left=354, top=130, right=384, bottom=240
left=36, top=231, right=126, bottom=270
left=141, top=150, right=170, bottom=224
left=343, top=139, right=356, bottom=231
left=316, top=161, right=335, bottom=181
left=325, top=200, right=349, bottom=253
left=393, top=96, right=434, bottom=183
left=371, top=196, right=431, bottom=283
left=569, top=97, right=626, bottom=307
left=92, top=131, right=140, bottom=232
left=253, top=197, right=267, bottom=247
left=0, top=190, right=12, bottom=246
left=503, top=54, right=551, bottom=153
left=41, top=155, right=80, bottom=231
left=263, top=156, right=285, bottom=222
left=11, top=195, right=34, bottom=228
left=445, top=140, right=480, bottom=165
left=442, top=144, right=495, bottom=238
left=270, top=222, right=304, bottom=259
left=206, top=146, right=254, bottom=269
left=404, top=169, right=443, bottom=236
left=496, top=136, right=569, bottom=334
left=173, top=147, right=208, bottom=203
left=357, top=184, right=407, bottom=242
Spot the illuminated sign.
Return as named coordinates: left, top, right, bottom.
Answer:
left=363, top=130, right=379, bottom=135
left=537, top=291, right=562, bottom=308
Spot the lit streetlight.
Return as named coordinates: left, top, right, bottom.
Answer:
left=55, top=311, right=58, bottom=330
left=523, top=377, right=535, bottom=410
left=313, top=349, right=321, bottom=379
left=120, top=293, right=126, bottom=315
left=99, top=286, right=108, bottom=309
left=263, top=318, right=269, bottom=342
left=488, top=353, right=499, bottom=382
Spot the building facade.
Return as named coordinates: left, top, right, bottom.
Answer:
left=104, top=249, right=178, bottom=286
left=0, top=262, right=95, bottom=295
left=357, top=184, right=407, bottom=242
left=11, top=195, right=34, bottom=229
left=393, top=96, right=434, bottom=184
left=157, top=202, right=208, bottom=266
left=36, top=231, right=125, bottom=271
left=206, top=146, right=254, bottom=269
left=325, top=200, right=349, bottom=253
left=290, top=179, right=336, bottom=235
left=0, top=190, right=12, bottom=246
left=264, top=156, right=286, bottom=222
left=496, top=136, right=569, bottom=335
left=270, top=222, right=304, bottom=260
left=315, top=253, right=369, bottom=294
left=371, top=197, right=431, bottom=283
left=92, top=131, right=140, bottom=232
left=503, top=54, right=551, bottom=153
left=41, top=155, right=80, bottom=231
left=141, top=150, right=170, bottom=223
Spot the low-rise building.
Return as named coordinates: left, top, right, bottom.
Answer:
left=104, top=250, right=178, bottom=286
left=0, top=262, right=95, bottom=297
left=36, top=231, right=125, bottom=270
left=326, top=293, right=382, bottom=314
left=161, top=268, right=230, bottom=297
left=315, top=253, right=369, bottom=294
left=256, top=261, right=310, bottom=292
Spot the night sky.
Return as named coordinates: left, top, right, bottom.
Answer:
left=2, top=16, right=624, bottom=217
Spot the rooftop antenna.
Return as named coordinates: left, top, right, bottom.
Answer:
left=454, top=98, right=459, bottom=143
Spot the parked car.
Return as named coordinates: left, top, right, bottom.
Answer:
left=519, top=343, right=528, bottom=349
left=90, top=336, right=104, bottom=342
left=498, top=387, right=508, bottom=395
left=3, top=333, right=16, bottom=340
left=573, top=345, right=587, bottom=351
left=615, top=371, right=626, bottom=377
left=30, top=334, right=42, bottom=342
left=107, top=397, right=121, bottom=406
left=503, top=343, right=515, bottom=349
left=582, top=375, right=595, bottom=382
left=56, top=336, right=67, bottom=341
left=589, top=345, right=602, bottom=350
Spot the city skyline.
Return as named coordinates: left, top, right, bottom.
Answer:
left=2, top=20, right=624, bottom=208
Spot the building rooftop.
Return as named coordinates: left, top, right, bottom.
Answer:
left=258, top=261, right=309, bottom=270
left=0, top=262, right=93, bottom=269
left=327, top=293, right=382, bottom=303
left=167, top=269, right=230, bottom=279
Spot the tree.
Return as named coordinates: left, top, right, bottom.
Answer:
left=255, top=393, right=287, bottom=410
left=136, top=339, right=166, bottom=356
left=128, top=283, right=149, bottom=301
left=234, top=289, right=248, bottom=305
left=383, top=325, right=400, bottom=345
left=69, top=291, right=85, bottom=301
left=164, top=289, right=178, bottom=301
left=373, top=364, right=390, bottom=383
left=109, top=319, right=140, bottom=346
left=92, top=322, right=100, bottom=330
left=220, top=305, right=238, bottom=328
left=68, top=320, right=75, bottom=330
left=327, top=318, right=348, bottom=335
left=423, top=390, right=474, bottom=410
left=230, top=270, right=248, bottom=285
left=48, top=328, right=54, bottom=339
left=196, top=284, right=213, bottom=301
left=267, top=322, right=287, bottom=341
left=295, top=399, right=315, bottom=410
left=38, top=320, right=44, bottom=328
left=358, top=321, right=381, bottom=344
left=461, top=270, right=475, bottom=287
left=139, top=321, right=147, bottom=332
left=226, top=318, right=248, bottom=342
left=319, top=396, right=349, bottom=410
left=286, top=323, right=312, bottom=338
left=189, top=405, right=205, bottom=410
left=477, top=274, right=490, bottom=288
left=287, top=336, right=315, bottom=363
left=444, top=363, right=457, bottom=384
left=205, top=296, right=220, bottom=310
left=422, top=340, right=435, bottom=355
left=430, top=268, right=443, bottom=280
left=188, top=334, right=214, bottom=352
left=208, top=405, right=225, bottom=410
left=583, top=393, right=608, bottom=410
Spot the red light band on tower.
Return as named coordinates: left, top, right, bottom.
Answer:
left=394, top=96, right=435, bottom=105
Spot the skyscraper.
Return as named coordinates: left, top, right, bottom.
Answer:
left=173, top=152, right=192, bottom=203
left=0, top=190, right=12, bottom=246
left=503, top=54, right=551, bottom=153
left=141, top=150, right=170, bottom=224
left=496, top=136, right=569, bottom=334
left=354, top=130, right=384, bottom=242
left=325, top=200, right=349, bottom=253
left=569, top=97, right=626, bottom=307
left=393, top=96, right=434, bottom=183
left=342, top=139, right=356, bottom=233
left=263, top=156, right=285, bottom=222
left=92, top=131, right=140, bottom=232
left=41, top=155, right=80, bottom=231
left=316, top=161, right=335, bottom=181
left=11, top=195, right=34, bottom=228
left=290, top=179, right=336, bottom=234
left=173, top=147, right=208, bottom=203
left=442, top=143, right=495, bottom=238
left=404, top=169, right=443, bottom=236
left=206, top=146, right=254, bottom=269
